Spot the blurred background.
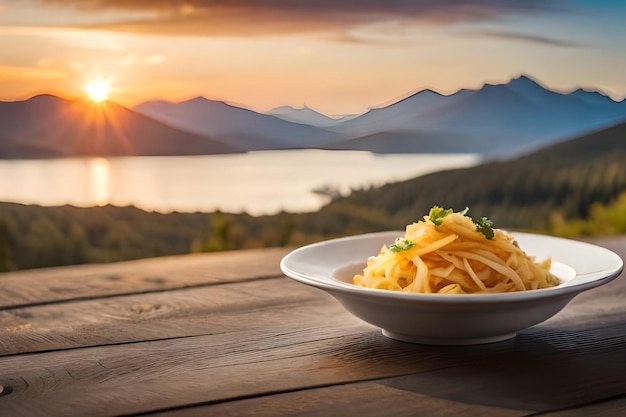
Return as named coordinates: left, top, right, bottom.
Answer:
left=0, top=0, right=625, bottom=271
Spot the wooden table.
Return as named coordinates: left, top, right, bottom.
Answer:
left=1, top=236, right=625, bottom=417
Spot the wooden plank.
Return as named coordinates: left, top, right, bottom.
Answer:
left=534, top=394, right=626, bottom=416
left=1, top=309, right=626, bottom=417
left=0, top=247, right=289, bottom=308
left=373, top=336, right=626, bottom=411
left=0, top=277, right=338, bottom=355
left=144, top=380, right=530, bottom=417
left=0, top=331, right=502, bottom=417
left=2, top=258, right=625, bottom=356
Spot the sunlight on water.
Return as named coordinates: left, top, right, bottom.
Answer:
left=89, top=158, right=111, bottom=206
left=0, top=150, right=480, bottom=215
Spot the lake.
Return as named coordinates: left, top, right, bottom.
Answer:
left=0, top=150, right=480, bottom=215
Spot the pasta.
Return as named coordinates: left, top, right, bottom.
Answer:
left=353, top=207, right=560, bottom=294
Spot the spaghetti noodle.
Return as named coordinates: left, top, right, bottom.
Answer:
left=353, top=207, right=560, bottom=294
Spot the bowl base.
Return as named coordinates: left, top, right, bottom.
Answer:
left=382, top=329, right=517, bottom=345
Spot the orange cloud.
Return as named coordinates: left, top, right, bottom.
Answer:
left=38, top=0, right=568, bottom=37
left=0, top=64, right=68, bottom=80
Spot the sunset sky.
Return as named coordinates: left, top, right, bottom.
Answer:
left=1, top=0, right=625, bottom=115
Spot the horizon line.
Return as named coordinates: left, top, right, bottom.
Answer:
left=1, top=73, right=622, bottom=117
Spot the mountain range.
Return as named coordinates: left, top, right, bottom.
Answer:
left=1, top=75, right=625, bottom=158
left=0, top=95, right=238, bottom=158
left=324, top=76, right=626, bottom=155
left=134, top=97, right=341, bottom=151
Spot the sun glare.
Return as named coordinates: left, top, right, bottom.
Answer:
left=85, top=79, right=111, bottom=103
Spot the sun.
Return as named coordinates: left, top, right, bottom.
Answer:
left=85, top=79, right=111, bottom=103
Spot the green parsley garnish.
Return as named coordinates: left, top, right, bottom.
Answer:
left=389, top=238, right=415, bottom=252
left=428, top=206, right=453, bottom=226
left=428, top=206, right=469, bottom=225
left=472, top=217, right=495, bottom=240
left=427, top=205, right=495, bottom=240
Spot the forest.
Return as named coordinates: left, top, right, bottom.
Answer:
left=1, top=121, right=626, bottom=272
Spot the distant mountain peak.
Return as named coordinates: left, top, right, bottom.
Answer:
left=412, top=88, right=447, bottom=99
left=569, top=87, right=608, bottom=97
left=3, top=94, right=69, bottom=105
left=28, top=93, right=65, bottom=101
left=513, top=74, right=537, bottom=82
left=267, top=104, right=341, bottom=127
left=184, top=96, right=213, bottom=104
left=402, top=88, right=445, bottom=99
left=476, top=75, right=545, bottom=93
left=271, top=104, right=306, bottom=112
left=270, top=105, right=294, bottom=111
left=507, top=74, right=545, bottom=89
left=501, top=74, right=554, bottom=100
left=568, top=87, right=620, bottom=105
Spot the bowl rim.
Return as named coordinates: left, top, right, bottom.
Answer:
left=280, top=230, right=624, bottom=304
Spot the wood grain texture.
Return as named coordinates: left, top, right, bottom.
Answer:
left=0, top=247, right=289, bottom=308
left=2, top=300, right=626, bottom=416
left=534, top=394, right=626, bottom=416
left=144, top=379, right=529, bottom=417
left=0, top=277, right=332, bottom=355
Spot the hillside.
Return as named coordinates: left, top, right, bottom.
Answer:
left=320, top=120, right=626, bottom=231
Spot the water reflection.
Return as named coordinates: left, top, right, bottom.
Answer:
left=89, top=158, right=110, bottom=206
left=0, top=151, right=480, bottom=214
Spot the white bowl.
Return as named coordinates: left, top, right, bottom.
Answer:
left=280, top=231, right=623, bottom=345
